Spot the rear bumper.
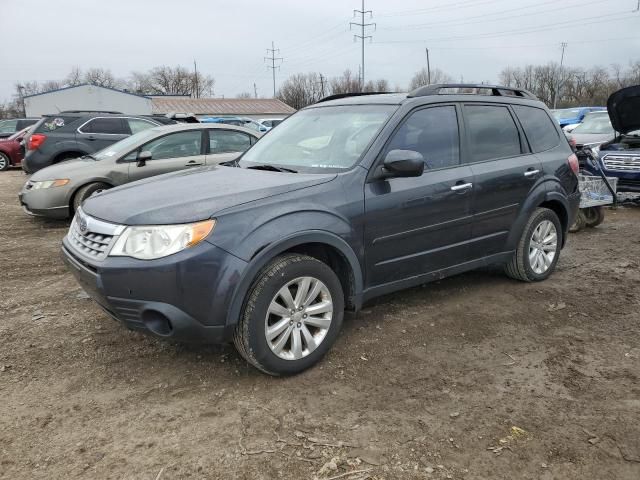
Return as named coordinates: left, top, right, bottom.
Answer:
left=61, top=238, right=248, bottom=344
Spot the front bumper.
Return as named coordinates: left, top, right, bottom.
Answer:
left=18, top=186, right=70, bottom=219
left=61, top=237, right=248, bottom=343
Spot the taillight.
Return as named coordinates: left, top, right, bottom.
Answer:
left=568, top=153, right=579, bottom=175
left=28, top=133, right=47, bottom=151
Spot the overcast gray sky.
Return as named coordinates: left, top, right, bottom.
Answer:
left=2, top=0, right=639, bottom=102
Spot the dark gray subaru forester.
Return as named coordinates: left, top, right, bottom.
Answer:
left=62, top=84, right=580, bottom=375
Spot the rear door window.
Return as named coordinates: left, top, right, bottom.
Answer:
left=209, top=130, right=253, bottom=154
left=513, top=105, right=559, bottom=153
left=80, top=117, right=128, bottom=134
left=464, top=105, right=522, bottom=162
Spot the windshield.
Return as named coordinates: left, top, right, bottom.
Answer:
left=240, top=105, right=396, bottom=172
left=552, top=109, right=581, bottom=121
left=93, top=127, right=162, bottom=160
left=571, top=113, right=614, bottom=135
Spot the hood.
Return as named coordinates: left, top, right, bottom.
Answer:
left=607, top=85, right=640, bottom=134
left=82, top=165, right=336, bottom=225
left=569, top=132, right=613, bottom=146
left=30, top=157, right=95, bottom=181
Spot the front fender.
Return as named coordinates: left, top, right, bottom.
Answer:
left=220, top=230, right=364, bottom=328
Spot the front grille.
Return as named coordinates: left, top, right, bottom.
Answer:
left=68, top=222, right=114, bottom=259
left=66, top=208, right=124, bottom=261
left=602, top=154, right=640, bottom=172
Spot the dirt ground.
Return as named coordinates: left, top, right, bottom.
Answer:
left=1, top=169, right=639, bottom=480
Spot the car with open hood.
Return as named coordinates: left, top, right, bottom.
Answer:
left=19, top=123, right=260, bottom=218
left=61, top=83, right=580, bottom=375
left=581, top=85, right=640, bottom=192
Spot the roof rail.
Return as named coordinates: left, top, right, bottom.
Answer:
left=58, top=110, right=124, bottom=114
left=316, top=91, right=396, bottom=103
left=408, top=84, right=537, bottom=100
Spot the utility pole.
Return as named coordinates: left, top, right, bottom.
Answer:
left=425, top=48, right=431, bottom=84
left=253, top=82, right=258, bottom=98
left=193, top=59, right=199, bottom=98
left=350, top=0, right=375, bottom=91
left=265, top=41, right=283, bottom=98
left=317, top=73, right=326, bottom=97
left=553, top=42, right=568, bottom=109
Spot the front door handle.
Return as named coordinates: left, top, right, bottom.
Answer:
left=185, top=160, right=204, bottom=166
left=450, top=182, right=473, bottom=192
left=524, top=169, right=540, bottom=177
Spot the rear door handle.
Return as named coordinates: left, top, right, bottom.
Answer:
left=524, top=169, right=540, bottom=177
left=450, top=182, right=473, bottom=192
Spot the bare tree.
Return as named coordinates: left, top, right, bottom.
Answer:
left=330, top=70, right=361, bottom=94
left=409, top=68, right=453, bottom=90
left=84, top=68, right=118, bottom=88
left=66, top=67, right=83, bottom=86
left=277, top=72, right=324, bottom=109
left=236, top=92, right=253, bottom=99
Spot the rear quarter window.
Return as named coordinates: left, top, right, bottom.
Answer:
left=513, top=105, right=560, bottom=153
left=36, top=116, right=79, bottom=133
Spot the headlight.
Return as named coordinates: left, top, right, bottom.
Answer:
left=30, top=179, right=69, bottom=189
left=109, top=219, right=215, bottom=260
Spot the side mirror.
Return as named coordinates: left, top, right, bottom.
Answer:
left=137, top=150, right=152, bottom=167
left=378, top=149, right=425, bottom=179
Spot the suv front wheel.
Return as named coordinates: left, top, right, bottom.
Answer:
left=505, top=207, right=562, bottom=282
left=234, top=254, right=344, bottom=376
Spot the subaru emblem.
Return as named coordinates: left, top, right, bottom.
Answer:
left=78, top=215, right=88, bottom=234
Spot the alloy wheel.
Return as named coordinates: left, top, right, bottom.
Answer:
left=528, top=220, right=557, bottom=274
left=264, top=276, right=333, bottom=361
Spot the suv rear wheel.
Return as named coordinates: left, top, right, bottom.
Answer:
left=505, top=207, right=562, bottom=282
left=234, top=254, right=344, bottom=376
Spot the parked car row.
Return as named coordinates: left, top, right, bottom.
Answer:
left=15, top=83, right=638, bottom=375
left=19, top=122, right=261, bottom=218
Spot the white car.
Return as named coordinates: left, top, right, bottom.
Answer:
left=563, top=123, right=581, bottom=133
left=258, top=118, right=285, bottom=130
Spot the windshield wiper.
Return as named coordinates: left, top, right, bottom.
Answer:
left=246, top=164, right=297, bottom=173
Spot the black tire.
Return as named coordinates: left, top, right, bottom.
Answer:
left=505, top=207, right=563, bottom=282
left=73, top=182, right=110, bottom=212
left=583, top=206, right=605, bottom=228
left=233, top=254, right=345, bottom=376
left=0, top=152, right=10, bottom=171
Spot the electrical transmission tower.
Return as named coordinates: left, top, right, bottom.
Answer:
left=265, top=41, right=283, bottom=98
left=350, top=0, right=375, bottom=91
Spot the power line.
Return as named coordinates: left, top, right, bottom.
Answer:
left=374, top=11, right=634, bottom=44
left=264, top=41, right=283, bottom=98
left=350, top=0, right=376, bottom=90
left=378, top=0, right=609, bottom=31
